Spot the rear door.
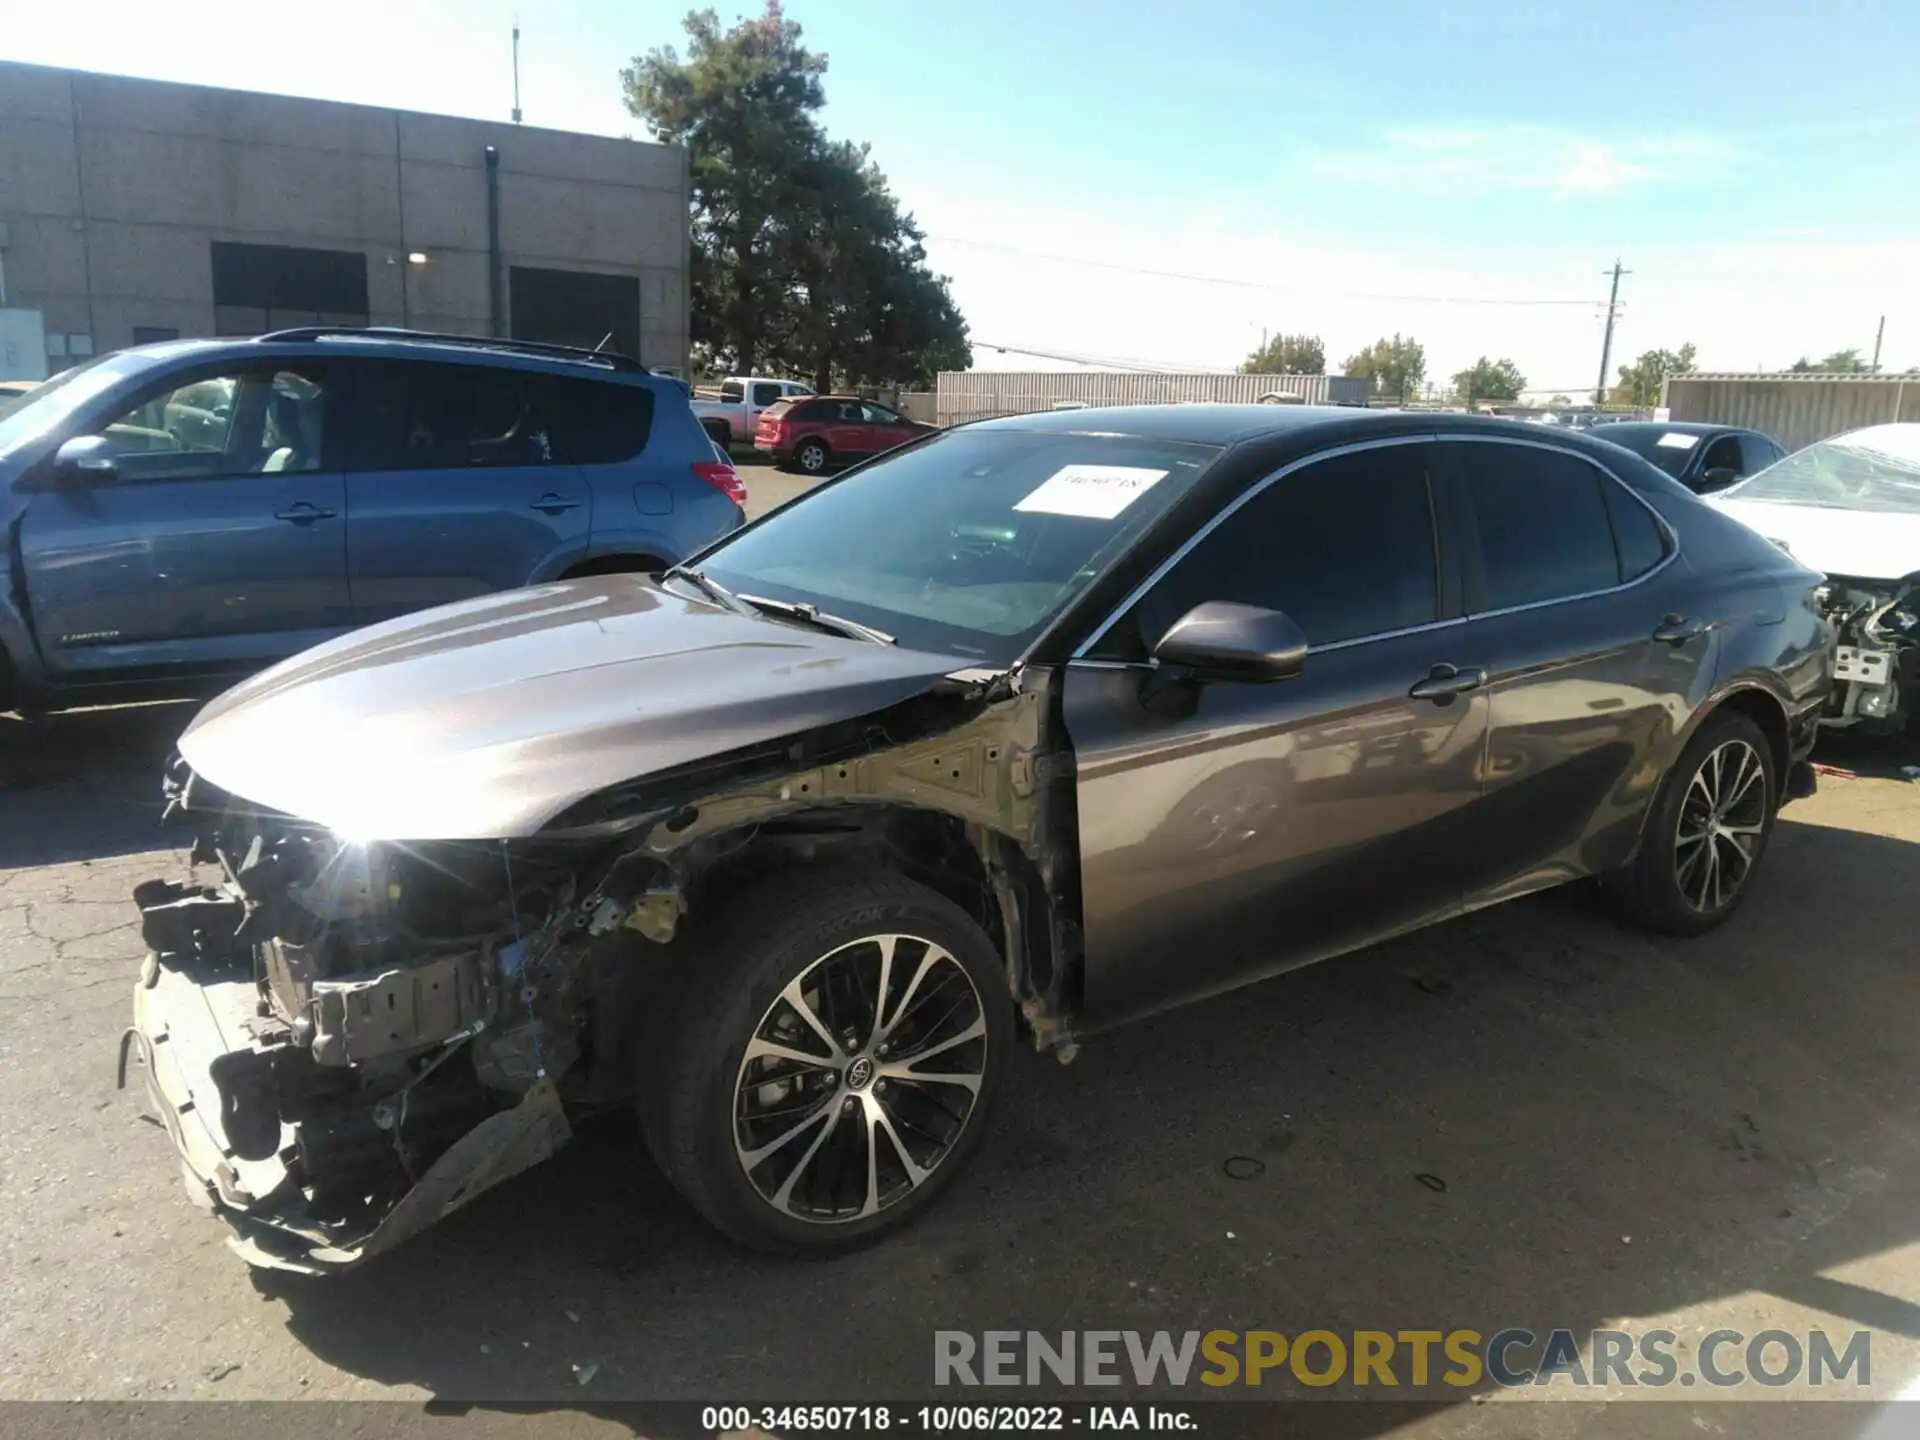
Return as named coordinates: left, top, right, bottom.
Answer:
left=1437, top=437, right=1712, bottom=904
left=1065, top=438, right=1494, bottom=1027
left=16, top=358, right=351, bottom=677
left=340, top=359, right=592, bottom=624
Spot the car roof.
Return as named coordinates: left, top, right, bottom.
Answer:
left=1598, top=420, right=1747, bottom=440
left=966, top=403, right=1586, bottom=447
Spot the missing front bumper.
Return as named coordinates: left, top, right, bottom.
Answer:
left=127, top=956, right=570, bottom=1274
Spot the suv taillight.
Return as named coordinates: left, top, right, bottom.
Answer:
left=693, top=458, right=748, bottom=507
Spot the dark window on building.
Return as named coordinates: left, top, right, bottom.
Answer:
left=509, top=266, right=640, bottom=362
left=131, top=326, right=180, bottom=346
left=1458, top=442, right=1620, bottom=610
left=344, top=362, right=650, bottom=471
left=1108, top=443, right=1439, bottom=657
left=210, top=243, right=369, bottom=335
left=1600, top=476, right=1668, bottom=582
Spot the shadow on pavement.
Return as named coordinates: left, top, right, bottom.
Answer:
left=0, top=703, right=192, bottom=867
left=253, top=813, right=1920, bottom=1434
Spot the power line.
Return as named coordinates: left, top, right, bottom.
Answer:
left=929, top=235, right=1603, bottom=308
left=973, top=340, right=1202, bottom=373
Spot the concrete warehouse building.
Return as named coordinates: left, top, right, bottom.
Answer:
left=0, top=61, right=689, bottom=376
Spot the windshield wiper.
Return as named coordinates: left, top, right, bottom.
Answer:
left=737, top=594, right=897, bottom=646
left=662, top=564, right=749, bottom=613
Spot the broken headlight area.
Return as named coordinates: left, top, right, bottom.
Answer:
left=125, top=771, right=672, bottom=1272
left=1816, top=574, right=1920, bottom=733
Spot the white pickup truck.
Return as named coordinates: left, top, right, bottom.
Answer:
left=691, top=376, right=814, bottom=448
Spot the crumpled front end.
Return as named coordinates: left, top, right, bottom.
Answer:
left=1816, top=574, right=1920, bottom=733
left=122, top=762, right=666, bottom=1273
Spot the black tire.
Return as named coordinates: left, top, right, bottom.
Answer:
left=1613, top=709, right=1778, bottom=936
left=794, top=438, right=831, bottom=475
left=638, top=867, right=1011, bottom=1254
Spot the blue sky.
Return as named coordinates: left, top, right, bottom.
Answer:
left=13, top=0, right=1920, bottom=389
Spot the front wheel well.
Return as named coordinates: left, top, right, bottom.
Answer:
left=674, top=806, right=1056, bottom=1023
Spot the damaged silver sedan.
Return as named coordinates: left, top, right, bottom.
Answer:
left=128, top=407, right=1832, bottom=1271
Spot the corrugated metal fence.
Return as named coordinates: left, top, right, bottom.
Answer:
left=936, top=371, right=1373, bottom=427
left=1664, top=374, right=1920, bottom=452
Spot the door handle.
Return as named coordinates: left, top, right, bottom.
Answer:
left=274, top=502, right=336, bottom=524
left=529, top=493, right=583, bottom=514
left=1653, top=614, right=1709, bottom=645
left=1408, top=663, right=1487, bottom=702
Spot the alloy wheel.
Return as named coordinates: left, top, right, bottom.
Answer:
left=732, top=933, right=988, bottom=1224
left=799, top=443, right=827, bottom=472
left=1673, top=738, right=1768, bottom=913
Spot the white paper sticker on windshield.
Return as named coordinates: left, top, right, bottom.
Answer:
left=1014, top=465, right=1169, bottom=520
left=1656, top=432, right=1701, bottom=450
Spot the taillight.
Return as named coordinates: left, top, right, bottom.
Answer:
left=693, top=458, right=748, bottom=507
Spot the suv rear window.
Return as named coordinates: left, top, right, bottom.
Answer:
left=345, top=362, right=651, bottom=471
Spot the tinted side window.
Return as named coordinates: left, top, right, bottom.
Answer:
left=1741, top=434, right=1781, bottom=473
left=1600, top=474, right=1667, bottom=581
left=1700, top=435, right=1743, bottom=475
left=1459, top=443, right=1618, bottom=610
left=1116, top=443, right=1438, bottom=656
left=752, top=383, right=781, bottom=407
left=549, top=378, right=653, bottom=464
left=346, top=363, right=562, bottom=472
left=862, top=403, right=903, bottom=424
left=96, top=364, right=329, bottom=482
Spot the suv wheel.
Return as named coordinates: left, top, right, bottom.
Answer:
left=639, top=869, right=1010, bottom=1253
left=794, top=438, right=830, bottom=474
left=1613, top=709, right=1777, bottom=936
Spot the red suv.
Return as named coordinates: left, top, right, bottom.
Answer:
left=754, top=396, right=932, bottom=474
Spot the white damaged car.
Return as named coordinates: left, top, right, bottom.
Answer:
left=1709, top=423, right=1920, bottom=732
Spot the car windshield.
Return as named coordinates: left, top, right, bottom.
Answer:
left=1720, top=428, right=1920, bottom=514
left=0, top=352, right=153, bottom=460
left=694, top=428, right=1221, bottom=663
left=1595, top=424, right=1702, bottom=479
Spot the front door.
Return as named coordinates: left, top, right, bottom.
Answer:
left=340, top=359, right=591, bottom=623
left=1438, top=437, right=1718, bottom=903
left=1064, top=439, right=1493, bottom=1029
left=17, top=360, right=351, bottom=677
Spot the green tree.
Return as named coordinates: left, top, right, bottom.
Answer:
left=1342, top=334, right=1426, bottom=398
left=624, top=4, right=967, bottom=385
left=775, top=139, right=969, bottom=391
left=1452, top=356, right=1526, bottom=403
left=1610, top=342, right=1697, bottom=407
left=1240, top=333, right=1325, bottom=375
left=1789, top=348, right=1869, bottom=373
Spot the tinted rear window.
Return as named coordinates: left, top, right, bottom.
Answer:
left=345, top=362, right=649, bottom=470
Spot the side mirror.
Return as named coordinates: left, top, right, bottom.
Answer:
left=53, top=434, right=118, bottom=483
left=1699, top=466, right=1739, bottom=492
left=1151, top=601, right=1309, bottom=683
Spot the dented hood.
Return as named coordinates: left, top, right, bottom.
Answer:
left=178, top=577, right=969, bottom=840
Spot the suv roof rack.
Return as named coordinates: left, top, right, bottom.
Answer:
left=254, top=326, right=648, bottom=373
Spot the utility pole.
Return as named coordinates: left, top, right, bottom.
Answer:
left=1594, top=259, right=1628, bottom=407
left=511, top=19, right=523, bottom=124
left=1873, top=314, right=1886, bottom=372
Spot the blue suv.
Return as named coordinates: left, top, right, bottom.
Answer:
left=0, top=329, right=744, bottom=715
